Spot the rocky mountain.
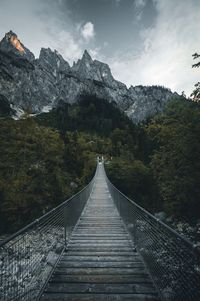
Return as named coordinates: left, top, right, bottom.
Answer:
left=126, top=85, right=177, bottom=123
left=0, top=31, right=179, bottom=122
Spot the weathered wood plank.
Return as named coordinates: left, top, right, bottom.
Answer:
left=54, top=267, right=146, bottom=275
left=57, top=261, right=144, bottom=268
left=45, top=283, right=157, bottom=294
left=40, top=293, right=160, bottom=301
left=65, top=249, right=137, bottom=256
left=50, top=274, right=152, bottom=284
left=71, top=235, right=130, bottom=238
left=60, top=255, right=141, bottom=262
left=39, top=164, right=160, bottom=301
left=68, top=243, right=132, bottom=247
left=66, top=247, right=134, bottom=252
left=70, top=239, right=130, bottom=242
left=73, top=231, right=127, bottom=234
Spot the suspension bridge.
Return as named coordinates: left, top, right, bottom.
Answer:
left=0, top=160, right=200, bottom=301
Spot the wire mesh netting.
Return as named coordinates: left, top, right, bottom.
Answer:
left=105, top=167, right=200, bottom=301
left=0, top=167, right=97, bottom=301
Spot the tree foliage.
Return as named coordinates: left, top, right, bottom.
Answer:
left=145, top=99, right=200, bottom=221
left=191, top=52, right=200, bottom=102
left=0, top=94, right=199, bottom=234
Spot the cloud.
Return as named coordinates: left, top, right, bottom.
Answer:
left=0, top=0, right=199, bottom=96
left=81, top=22, right=95, bottom=42
left=0, top=0, right=86, bottom=63
left=110, top=0, right=200, bottom=96
left=134, top=0, right=147, bottom=7
left=52, top=30, right=83, bottom=63
left=0, top=0, right=99, bottom=65
left=0, top=0, right=49, bottom=57
left=134, top=0, right=147, bottom=21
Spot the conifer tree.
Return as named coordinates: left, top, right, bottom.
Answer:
left=191, top=52, right=200, bottom=102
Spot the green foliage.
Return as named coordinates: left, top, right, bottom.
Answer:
left=191, top=52, right=200, bottom=102
left=145, top=99, right=200, bottom=221
left=1, top=94, right=199, bottom=234
left=106, top=158, right=160, bottom=211
left=0, top=118, right=71, bottom=232
left=106, top=97, right=200, bottom=223
left=0, top=117, right=96, bottom=234
left=36, top=95, right=136, bottom=138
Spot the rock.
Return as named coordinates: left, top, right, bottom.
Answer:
left=55, top=243, right=63, bottom=254
left=70, top=182, right=78, bottom=189
left=0, top=31, right=181, bottom=122
left=0, top=30, right=35, bottom=61
left=166, top=216, right=173, bottom=223
left=46, top=251, right=57, bottom=267
left=154, top=211, right=167, bottom=221
left=126, top=85, right=179, bottom=123
left=16, top=263, right=24, bottom=276
left=0, top=94, right=15, bottom=117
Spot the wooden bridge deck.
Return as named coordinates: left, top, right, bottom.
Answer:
left=40, top=163, right=160, bottom=301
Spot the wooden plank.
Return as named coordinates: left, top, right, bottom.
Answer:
left=77, top=225, right=123, bottom=227
left=70, top=233, right=129, bottom=236
left=74, top=230, right=127, bottom=233
left=80, top=218, right=121, bottom=220
left=54, top=267, right=146, bottom=275
left=69, top=239, right=130, bottom=242
left=82, top=216, right=121, bottom=218
left=50, top=274, right=152, bottom=284
left=40, top=293, right=160, bottom=301
left=66, top=247, right=134, bottom=252
left=56, top=262, right=144, bottom=268
left=68, top=243, right=132, bottom=247
left=44, top=283, right=157, bottom=294
left=71, top=233, right=128, bottom=236
left=39, top=164, right=160, bottom=301
left=60, top=256, right=141, bottom=262
left=65, top=250, right=137, bottom=256
left=71, top=235, right=130, bottom=239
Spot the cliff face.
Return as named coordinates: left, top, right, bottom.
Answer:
left=0, top=31, right=179, bottom=122
left=126, top=85, right=179, bottom=123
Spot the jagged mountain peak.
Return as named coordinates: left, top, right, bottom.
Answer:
left=72, top=49, right=93, bottom=74
left=38, top=47, right=70, bottom=72
left=71, top=50, right=118, bottom=87
left=0, top=31, right=180, bottom=122
left=39, top=47, right=63, bottom=59
left=82, top=49, right=93, bottom=63
left=5, top=30, right=25, bottom=54
left=0, top=30, right=35, bottom=61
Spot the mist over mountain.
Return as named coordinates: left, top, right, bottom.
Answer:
left=0, top=31, right=179, bottom=123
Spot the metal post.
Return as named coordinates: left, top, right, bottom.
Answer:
left=64, top=207, right=67, bottom=247
left=117, top=192, right=120, bottom=215
left=133, top=219, right=137, bottom=247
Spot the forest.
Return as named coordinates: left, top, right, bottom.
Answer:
left=0, top=94, right=199, bottom=235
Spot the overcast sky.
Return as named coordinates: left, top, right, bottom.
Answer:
left=0, top=0, right=199, bottom=95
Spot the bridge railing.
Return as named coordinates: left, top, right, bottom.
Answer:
left=105, top=165, right=200, bottom=301
left=0, top=166, right=97, bottom=301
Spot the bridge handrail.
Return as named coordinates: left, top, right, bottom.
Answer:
left=104, top=164, right=200, bottom=301
left=106, top=176, right=200, bottom=253
left=0, top=163, right=98, bottom=301
left=0, top=173, right=95, bottom=248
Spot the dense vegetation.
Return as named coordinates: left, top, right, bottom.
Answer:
left=0, top=95, right=199, bottom=234
left=107, top=98, right=200, bottom=223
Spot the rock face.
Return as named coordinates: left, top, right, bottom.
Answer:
left=0, top=31, right=179, bottom=122
left=0, top=30, right=35, bottom=61
left=126, top=85, right=179, bottom=123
